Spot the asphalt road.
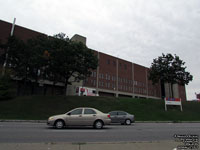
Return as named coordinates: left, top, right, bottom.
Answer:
left=0, top=122, right=200, bottom=143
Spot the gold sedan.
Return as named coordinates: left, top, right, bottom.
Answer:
left=47, top=107, right=111, bottom=129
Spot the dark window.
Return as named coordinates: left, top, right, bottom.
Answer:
left=109, top=111, right=118, bottom=116
left=113, top=61, right=116, bottom=66
left=70, top=109, right=83, bottom=115
left=107, top=59, right=110, bottom=65
left=118, top=111, right=127, bottom=115
left=84, top=109, right=96, bottom=114
left=124, top=64, right=127, bottom=70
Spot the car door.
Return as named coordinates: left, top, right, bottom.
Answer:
left=117, top=111, right=127, bottom=123
left=109, top=111, right=118, bottom=123
left=66, top=108, right=84, bottom=125
left=82, top=108, right=97, bottom=125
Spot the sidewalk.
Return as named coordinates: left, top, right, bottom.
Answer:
left=0, top=141, right=183, bottom=150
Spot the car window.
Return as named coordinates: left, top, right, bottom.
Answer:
left=70, top=109, right=83, bottom=115
left=109, top=111, right=117, bottom=116
left=118, top=111, right=127, bottom=115
left=84, top=109, right=97, bottom=114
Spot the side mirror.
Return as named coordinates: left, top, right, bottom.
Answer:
left=67, top=113, right=71, bottom=116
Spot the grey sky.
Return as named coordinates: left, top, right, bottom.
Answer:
left=0, top=0, right=199, bottom=100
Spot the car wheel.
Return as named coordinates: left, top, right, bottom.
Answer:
left=94, top=120, right=103, bottom=129
left=55, top=120, right=65, bottom=129
left=125, top=119, right=131, bottom=125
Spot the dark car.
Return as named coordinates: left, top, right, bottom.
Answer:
left=109, top=111, right=134, bottom=125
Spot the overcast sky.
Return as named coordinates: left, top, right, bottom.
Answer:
left=0, top=0, right=200, bottom=100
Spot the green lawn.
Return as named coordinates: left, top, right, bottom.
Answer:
left=0, top=96, right=200, bottom=121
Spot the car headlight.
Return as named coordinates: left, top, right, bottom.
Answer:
left=48, top=117, right=54, bottom=120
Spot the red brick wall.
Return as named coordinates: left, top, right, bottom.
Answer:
left=98, top=52, right=117, bottom=91
left=134, top=64, right=148, bottom=96
left=118, top=58, right=133, bottom=93
left=83, top=50, right=98, bottom=88
left=0, top=20, right=44, bottom=55
left=0, top=20, right=44, bottom=42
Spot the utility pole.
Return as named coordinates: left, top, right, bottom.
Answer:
left=2, top=18, right=16, bottom=76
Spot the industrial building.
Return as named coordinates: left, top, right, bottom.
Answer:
left=0, top=19, right=187, bottom=100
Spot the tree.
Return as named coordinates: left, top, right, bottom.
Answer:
left=3, top=33, right=98, bottom=95
left=148, top=53, right=193, bottom=97
left=48, top=33, right=98, bottom=95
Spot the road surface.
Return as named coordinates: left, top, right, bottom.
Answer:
left=0, top=122, right=199, bottom=143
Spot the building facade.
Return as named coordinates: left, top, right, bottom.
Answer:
left=0, top=19, right=187, bottom=100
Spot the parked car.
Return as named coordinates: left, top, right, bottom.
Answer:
left=109, top=111, right=134, bottom=125
left=47, top=107, right=111, bottom=129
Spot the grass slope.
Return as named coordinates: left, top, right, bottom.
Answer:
left=0, top=96, right=200, bottom=121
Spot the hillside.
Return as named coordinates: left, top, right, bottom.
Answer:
left=0, top=96, right=200, bottom=121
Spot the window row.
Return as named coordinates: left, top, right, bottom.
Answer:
left=118, top=85, right=133, bottom=92
left=89, top=73, right=148, bottom=88
left=106, top=59, right=128, bottom=70
left=99, top=73, right=116, bottom=81
left=134, top=87, right=147, bottom=94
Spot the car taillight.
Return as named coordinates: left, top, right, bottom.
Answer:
left=107, top=114, right=110, bottom=118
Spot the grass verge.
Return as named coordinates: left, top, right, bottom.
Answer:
left=0, top=96, right=200, bottom=121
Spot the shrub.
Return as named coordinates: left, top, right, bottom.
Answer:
left=0, top=75, right=16, bottom=100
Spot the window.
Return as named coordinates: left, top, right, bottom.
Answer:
left=108, top=83, right=110, bottom=88
left=112, top=76, right=115, bottom=81
left=118, top=111, right=127, bottom=115
left=113, top=60, right=116, bottom=66
left=99, top=73, right=104, bottom=79
left=108, top=75, right=110, bottom=80
left=135, top=81, right=137, bottom=86
left=107, top=59, right=110, bottom=65
left=84, top=109, right=96, bottom=115
left=94, top=72, right=96, bottom=77
left=124, top=64, right=127, bottom=70
left=110, top=111, right=117, bottom=116
left=70, top=109, right=83, bottom=115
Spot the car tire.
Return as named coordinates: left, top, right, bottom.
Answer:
left=125, top=119, right=131, bottom=125
left=55, top=120, right=65, bottom=129
left=94, top=120, right=103, bottom=129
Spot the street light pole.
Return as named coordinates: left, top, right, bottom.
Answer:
left=2, top=18, right=16, bottom=76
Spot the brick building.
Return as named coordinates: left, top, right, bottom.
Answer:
left=0, top=19, right=187, bottom=100
left=197, top=93, right=200, bottom=99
